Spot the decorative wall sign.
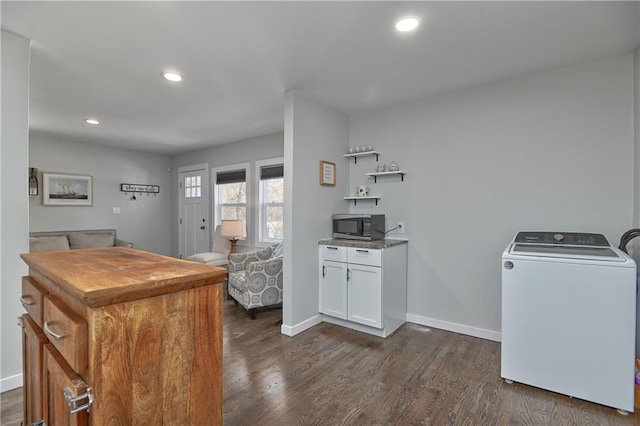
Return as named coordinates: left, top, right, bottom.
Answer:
left=43, top=172, right=93, bottom=206
left=120, top=184, right=160, bottom=194
left=319, top=161, right=336, bottom=186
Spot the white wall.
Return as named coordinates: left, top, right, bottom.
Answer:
left=349, top=54, right=636, bottom=337
left=1, top=30, right=30, bottom=391
left=170, top=132, right=283, bottom=257
left=282, top=90, right=349, bottom=333
left=30, top=134, right=172, bottom=255
left=635, top=47, right=640, bottom=227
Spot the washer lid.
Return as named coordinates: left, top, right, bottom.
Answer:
left=510, top=231, right=625, bottom=261
left=511, top=243, right=623, bottom=261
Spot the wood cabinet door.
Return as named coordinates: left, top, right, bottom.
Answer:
left=22, top=314, right=47, bottom=425
left=347, top=264, right=382, bottom=328
left=320, top=260, right=348, bottom=319
left=43, top=344, right=90, bottom=426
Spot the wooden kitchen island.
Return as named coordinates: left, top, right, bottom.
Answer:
left=19, top=247, right=227, bottom=425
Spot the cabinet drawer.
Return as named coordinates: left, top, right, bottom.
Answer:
left=21, top=276, right=47, bottom=327
left=320, top=245, right=347, bottom=262
left=43, top=296, right=88, bottom=373
left=347, top=248, right=382, bottom=267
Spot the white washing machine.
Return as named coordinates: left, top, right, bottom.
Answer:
left=501, top=231, right=637, bottom=413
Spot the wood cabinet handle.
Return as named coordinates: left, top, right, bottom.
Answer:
left=44, top=321, right=65, bottom=341
left=20, top=295, right=35, bottom=306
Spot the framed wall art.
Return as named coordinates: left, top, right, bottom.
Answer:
left=319, top=160, right=336, bottom=186
left=43, top=172, right=93, bottom=206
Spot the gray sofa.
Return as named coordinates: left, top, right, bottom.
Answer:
left=29, top=229, right=133, bottom=252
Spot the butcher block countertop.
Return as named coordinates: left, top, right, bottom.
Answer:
left=20, top=247, right=227, bottom=308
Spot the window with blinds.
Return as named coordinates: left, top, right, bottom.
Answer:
left=259, top=163, right=284, bottom=242
left=216, top=168, right=247, bottom=230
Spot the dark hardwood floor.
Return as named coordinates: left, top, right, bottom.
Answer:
left=3, top=297, right=639, bottom=425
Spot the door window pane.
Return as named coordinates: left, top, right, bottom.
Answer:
left=184, top=175, right=202, bottom=198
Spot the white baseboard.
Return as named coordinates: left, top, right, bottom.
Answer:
left=282, top=312, right=501, bottom=342
left=406, top=313, right=502, bottom=342
left=281, top=314, right=323, bottom=336
left=1, top=373, right=23, bottom=392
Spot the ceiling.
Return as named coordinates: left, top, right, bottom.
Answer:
left=2, top=1, right=639, bottom=155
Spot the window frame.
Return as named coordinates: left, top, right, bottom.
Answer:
left=256, top=157, right=284, bottom=245
left=213, top=162, right=251, bottom=245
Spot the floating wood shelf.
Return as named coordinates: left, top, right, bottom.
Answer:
left=365, top=171, right=406, bottom=183
left=343, top=151, right=380, bottom=164
left=344, top=196, right=380, bottom=206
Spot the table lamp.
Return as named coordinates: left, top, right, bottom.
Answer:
left=220, top=220, right=245, bottom=254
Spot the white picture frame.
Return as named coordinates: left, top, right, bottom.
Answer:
left=43, top=172, right=93, bottom=206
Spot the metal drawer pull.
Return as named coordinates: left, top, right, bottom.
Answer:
left=20, top=295, right=35, bottom=305
left=63, top=387, right=93, bottom=414
left=44, top=321, right=65, bottom=341
left=356, top=249, right=369, bottom=253
left=327, top=247, right=339, bottom=250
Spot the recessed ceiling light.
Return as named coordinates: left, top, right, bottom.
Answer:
left=395, top=16, right=420, bottom=32
left=161, top=71, right=182, bottom=82
left=85, top=118, right=100, bottom=125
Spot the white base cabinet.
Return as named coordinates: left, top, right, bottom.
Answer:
left=348, top=263, right=382, bottom=328
left=319, top=241, right=407, bottom=337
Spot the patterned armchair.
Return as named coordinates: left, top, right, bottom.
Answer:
left=228, top=245, right=283, bottom=319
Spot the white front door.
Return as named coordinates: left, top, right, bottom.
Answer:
left=178, top=166, right=209, bottom=259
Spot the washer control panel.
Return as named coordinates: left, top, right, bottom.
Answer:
left=514, top=231, right=610, bottom=247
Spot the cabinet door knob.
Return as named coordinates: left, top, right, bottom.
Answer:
left=44, top=321, right=65, bottom=341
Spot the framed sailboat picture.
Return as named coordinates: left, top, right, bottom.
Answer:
left=43, top=172, right=93, bottom=206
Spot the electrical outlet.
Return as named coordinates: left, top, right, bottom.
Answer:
left=398, top=222, right=405, bottom=234
left=112, top=207, right=121, bottom=215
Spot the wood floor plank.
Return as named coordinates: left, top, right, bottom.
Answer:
left=3, top=298, right=640, bottom=425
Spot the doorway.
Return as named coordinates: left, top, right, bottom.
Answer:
left=178, top=164, right=209, bottom=259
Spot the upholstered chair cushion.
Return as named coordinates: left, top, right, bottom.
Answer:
left=187, top=225, right=230, bottom=266
left=68, top=232, right=115, bottom=249
left=228, top=244, right=283, bottom=316
left=29, top=236, right=70, bottom=253
left=188, top=251, right=228, bottom=267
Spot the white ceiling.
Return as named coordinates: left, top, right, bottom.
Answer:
left=2, top=1, right=639, bottom=155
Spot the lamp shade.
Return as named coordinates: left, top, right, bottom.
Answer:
left=220, top=220, right=246, bottom=238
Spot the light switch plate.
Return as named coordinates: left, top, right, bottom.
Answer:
left=112, top=207, right=121, bottom=215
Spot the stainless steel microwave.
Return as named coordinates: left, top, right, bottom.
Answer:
left=332, top=214, right=385, bottom=241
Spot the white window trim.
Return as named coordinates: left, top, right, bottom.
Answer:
left=255, top=157, right=284, bottom=247
left=212, top=162, right=252, bottom=247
